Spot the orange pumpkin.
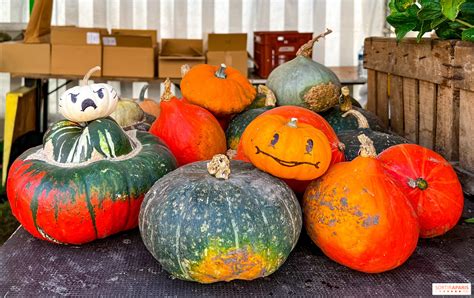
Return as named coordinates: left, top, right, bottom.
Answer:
left=378, top=144, right=464, bottom=238
left=303, top=135, right=419, bottom=273
left=181, top=64, right=256, bottom=116
left=137, top=84, right=161, bottom=118
left=241, top=115, right=331, bottom=180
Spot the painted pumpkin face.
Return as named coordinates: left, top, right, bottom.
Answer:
left=241, top=115, right=332, bottom=180
left=59, top=66, right=119, bottom=122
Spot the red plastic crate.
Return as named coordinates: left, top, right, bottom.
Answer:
left=253, top=31, right=313, bottom=78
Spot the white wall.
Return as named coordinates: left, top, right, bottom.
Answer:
left=0, top=0, right=386, bottom=124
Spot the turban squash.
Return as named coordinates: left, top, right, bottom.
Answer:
left=303, top=135, right=419, bottom=273
left=181, top=64, right=256, bottom=116
left=139, top=155, right=302, bottom=283
left=378, top=144, right=464, bottom=238
left=7, top=70, right=177, bottom=245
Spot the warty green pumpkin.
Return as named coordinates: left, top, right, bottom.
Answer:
left=266, top=29, right=341, bottom=112
left=139, top=154, right=302, bottom=283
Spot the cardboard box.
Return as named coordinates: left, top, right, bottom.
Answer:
left=50, top=26, right=107, bottom=77
left=103, top=30, right=157, bottom=78
left=207, top=33, right=248, bottom=77
left=159, top=39, right=205, bottom=78
left=0, top=41, right=50, bottom=74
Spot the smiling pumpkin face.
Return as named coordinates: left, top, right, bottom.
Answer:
left=241, top=114, right=332, bottom=180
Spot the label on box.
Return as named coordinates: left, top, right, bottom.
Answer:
left=86, top=32, right=100, bottom=45
left=103, top=37, right=117, bottom=46
left=279, top=46, right=295, bottom=53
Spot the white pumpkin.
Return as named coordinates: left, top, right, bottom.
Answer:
left=59, top=66, right=119, bottom=122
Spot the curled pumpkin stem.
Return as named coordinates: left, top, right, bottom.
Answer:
left=296, top=28, right=332, bottom=58
left=207, top=154, right=231, bottom=180
left=81, top=66, right=101, bottom=86
left=339, top=86, right=352, bottom=112
left=258, top=85, right=277, bottom=107
left=138, top=84, right=149, bottom=102
left=357, top=134, right=377, bottom=158
left=342, top=109, right=369, bottom=129
left=161, top=78, right=173, bottom=102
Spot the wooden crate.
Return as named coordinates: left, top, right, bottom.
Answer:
left=364, top=37, right=474, bottom=194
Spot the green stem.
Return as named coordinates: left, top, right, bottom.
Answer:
left=456, top=19, right=474, bottom=29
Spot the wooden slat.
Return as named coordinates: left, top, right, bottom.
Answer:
left=453, top=41, right=474, bottom=92
left=435, top=85, right=459, bottom=160
left=459, top=90, right=474, bottom=172
left=389, top=75, right=404, bottom=135
left=402, top=78, right=419, bottom=143
left=376, top=72, right=389, bottom=127
left=366, top=69, right=377, bottom=113
left=418, top=81, right=437, bottom=149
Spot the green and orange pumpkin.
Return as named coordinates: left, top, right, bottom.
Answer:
left=7, top=67, right=177, bottom=245
left=139, top=155, right=302, bottom=283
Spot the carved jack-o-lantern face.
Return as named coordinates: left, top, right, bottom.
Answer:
left=241, top=115, right=332, bottom=180
left=58, top=66, right=119, bottom=123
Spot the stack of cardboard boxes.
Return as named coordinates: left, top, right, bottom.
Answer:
left=0, top=26, right=249, bottom=78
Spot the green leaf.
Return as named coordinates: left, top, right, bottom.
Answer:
left=417, top=21, right=433, bottom=42
left=441, top=0, right=467, bottom=21
left=387, top=12, right=419, bottom=40
left=431, top=16, right=448, bottom=28
left=389, top=0, right=399, bottom=12
left=436, top=22, right=462, bottom=38
left=465, top=217, right=474, bottom=223
left=462, top=27, right=474, bottom=40
left=460, top=2, right=474, bottom=14
left=395, top=0, right=415, bottom=12
left=418, top=2, right=443, bottom=20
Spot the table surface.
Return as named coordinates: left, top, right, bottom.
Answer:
left=12, top=66, right=367, bottom=85
left=1, top=199, right=472, bottom=296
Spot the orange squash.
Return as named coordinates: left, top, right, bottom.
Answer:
left=378, top=144, right=464, bottom=238
left=241, top=114, right=332, bottom=180
left=303, top=134, right=419, bottom=273
left=181, top=64, right=256, bottom=116
left=149, top=79, right=226, bottom=166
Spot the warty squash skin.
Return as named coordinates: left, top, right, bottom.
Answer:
left=149, top=79, right=227, bottom=166
left=378, top=144, right=464, bottom=238
left=139, top=156, right=302, bottom=283
left=303, top=135, right=419, bottom=273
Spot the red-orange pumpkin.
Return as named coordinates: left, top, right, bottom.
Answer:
left=378, top=144, right=464, bottom=238
left=150, top=79, right=227, bottom=166
left=303, top=135, right=419, bottom=273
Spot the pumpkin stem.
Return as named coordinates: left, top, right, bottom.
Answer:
left=81, top=66, right=101, bottom=86
left=287, top=117, right=298, bottom=128
left=339, top=86, right=352, bottom=112
left=408, top=178, right=429, bottom=190
left=258, top=85, right=276, bottom=107
left=181, top=64, right=191, bottom=78
left=342, top=109, right=369, bottom=129
left=138, top=84, right=149, bottom=102
left=207, top=154, right=231, bottom=180
left=296, top=28, right=332, bottom=58
left=357, top=134, right=377, bottom=158
left=161, top=78, right=173, bottom=102
left=215, top=63, right=227, bottom=79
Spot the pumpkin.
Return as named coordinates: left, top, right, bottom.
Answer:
left=139, top=154, right=302, bottom=283
left=137, top=84, right=161, bottom=119
left=303, top=134, right=419, bottom=273
left=110, top=99, right=155, bottom=131
left=59, top=66, right=119, bottom=122
left=149, top=78, right=227, bottom=166
left=181, top=64, right=256, bottom=116
left=226, top=85, right=276, bottom=150
left=241, top=115, right=332, bottom=180
left=378, top=144, right=464, bottom=238
left=248, top=85, right=276, bottom=109
left=337, top=109, right=409, bottom=161
left=266, top=30, right=341, bottom=112
left=7, top=78, right=177, bottom=245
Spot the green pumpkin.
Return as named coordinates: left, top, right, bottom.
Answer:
left=110, top=99, right=155, bottom=131
left=226, top=85, right=276, bottom=150
left=321, top=106, right=387, bottom=134
left=267, top=30, right=341, bottom=112
left=338, top=110, right=409, bottom=160
left=139, top=155, right=302, bottom=283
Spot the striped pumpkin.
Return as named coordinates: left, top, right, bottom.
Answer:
left=139, top=155, right=302, bottom=283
